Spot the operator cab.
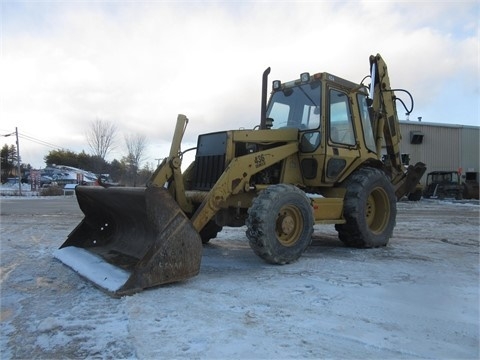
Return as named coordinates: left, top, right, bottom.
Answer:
left=266, top=72, right=376, bottom=151
left=265, top=72, right=377, bottom=184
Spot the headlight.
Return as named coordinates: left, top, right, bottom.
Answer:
left=300, top=72, right=310, bottom=83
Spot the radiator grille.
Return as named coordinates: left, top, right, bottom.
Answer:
left=193, top=154, right=226, bottom=190
left=192, top=131, right=228, bottom=190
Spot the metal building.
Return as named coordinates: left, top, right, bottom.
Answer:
left=398, top=120, right=480, bottom=185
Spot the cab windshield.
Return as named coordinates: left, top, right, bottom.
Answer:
left=266, top=81, right=321, bottom=130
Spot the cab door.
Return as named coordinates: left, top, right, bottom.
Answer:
left=323, top=87, right=360, bottom=183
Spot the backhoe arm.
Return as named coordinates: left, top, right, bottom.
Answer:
left=369, top=54, right=426, bottom=198
left=370, top=54, right=404, bottom=175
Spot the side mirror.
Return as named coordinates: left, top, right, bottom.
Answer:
left=265, top=118, right=274, bottom=129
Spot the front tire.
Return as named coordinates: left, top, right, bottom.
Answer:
left=335, top=167, right=396, bottom=248
left=199, top=221, right=222, bottom=244
left=246, top=184, right=314, bottom=264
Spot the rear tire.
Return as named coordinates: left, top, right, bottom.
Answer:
left=335, top=167, right=396, bottom=248
left=246, top=184, right=314, bottom=264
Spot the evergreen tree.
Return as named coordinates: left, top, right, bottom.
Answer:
left=1, top=144, right=17, bottom=183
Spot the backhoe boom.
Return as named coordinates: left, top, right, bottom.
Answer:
left=369, top=54, right=426, bottom=198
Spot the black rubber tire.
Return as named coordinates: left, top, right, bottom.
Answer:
left=199, top=220, right=222, bottom=244
left=407, top=189, right=422, bottom=201
left=455, top=191, right=463, bottom=200
left=246, top=184, right=314, bottom=264
left=335, top=167, right=396, bottom=248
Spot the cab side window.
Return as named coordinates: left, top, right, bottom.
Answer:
left=357, top=93, right=376, bottom=152
left=329, top=89, right=355, bottom=146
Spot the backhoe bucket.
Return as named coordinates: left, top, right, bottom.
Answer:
left=54, top=186, right=202, bottom=296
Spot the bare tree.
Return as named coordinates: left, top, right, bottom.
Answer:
left=125, top=133, right=147, bottom=186
left=86, top=118, right=117, bottom=160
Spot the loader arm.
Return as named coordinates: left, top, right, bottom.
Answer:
left=147, top=114, right=194, bottom=214
left=191, top=142, right=299, bottom=232
left=369, top=54, right=426, bottom=198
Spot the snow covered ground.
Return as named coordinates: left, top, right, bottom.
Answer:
left=0, top=183, right=37, bottom=197
left=1, top=196, right=479, bottom=359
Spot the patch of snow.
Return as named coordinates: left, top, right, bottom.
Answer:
left=54, top=247, right=131, bottom=293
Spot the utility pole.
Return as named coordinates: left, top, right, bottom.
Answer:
left=15, top=127, right=22, bottom=195
left=2, top=128, right=22, bottom=195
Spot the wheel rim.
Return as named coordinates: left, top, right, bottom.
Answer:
left=366, top=186, right=390, bottom=234
left=275, top=205, right=303, bottom=246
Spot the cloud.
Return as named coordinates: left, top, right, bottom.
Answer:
left=1, top=0, right=478, bottom=168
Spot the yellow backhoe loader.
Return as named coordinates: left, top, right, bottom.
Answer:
left=55, top=54, right=426, bottom=296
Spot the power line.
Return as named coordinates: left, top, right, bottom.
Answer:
left=18, top=133, right=64, bottom=150
left=2, top=128, right=69, bottom=150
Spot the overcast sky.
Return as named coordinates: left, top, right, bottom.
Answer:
left=1, top=0, right=478, bottom=169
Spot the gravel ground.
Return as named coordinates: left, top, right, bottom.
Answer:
left=1, top=196, right=479, bottom=359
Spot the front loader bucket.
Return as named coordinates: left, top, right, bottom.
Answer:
left=54, top=186, right=202, bottom=296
